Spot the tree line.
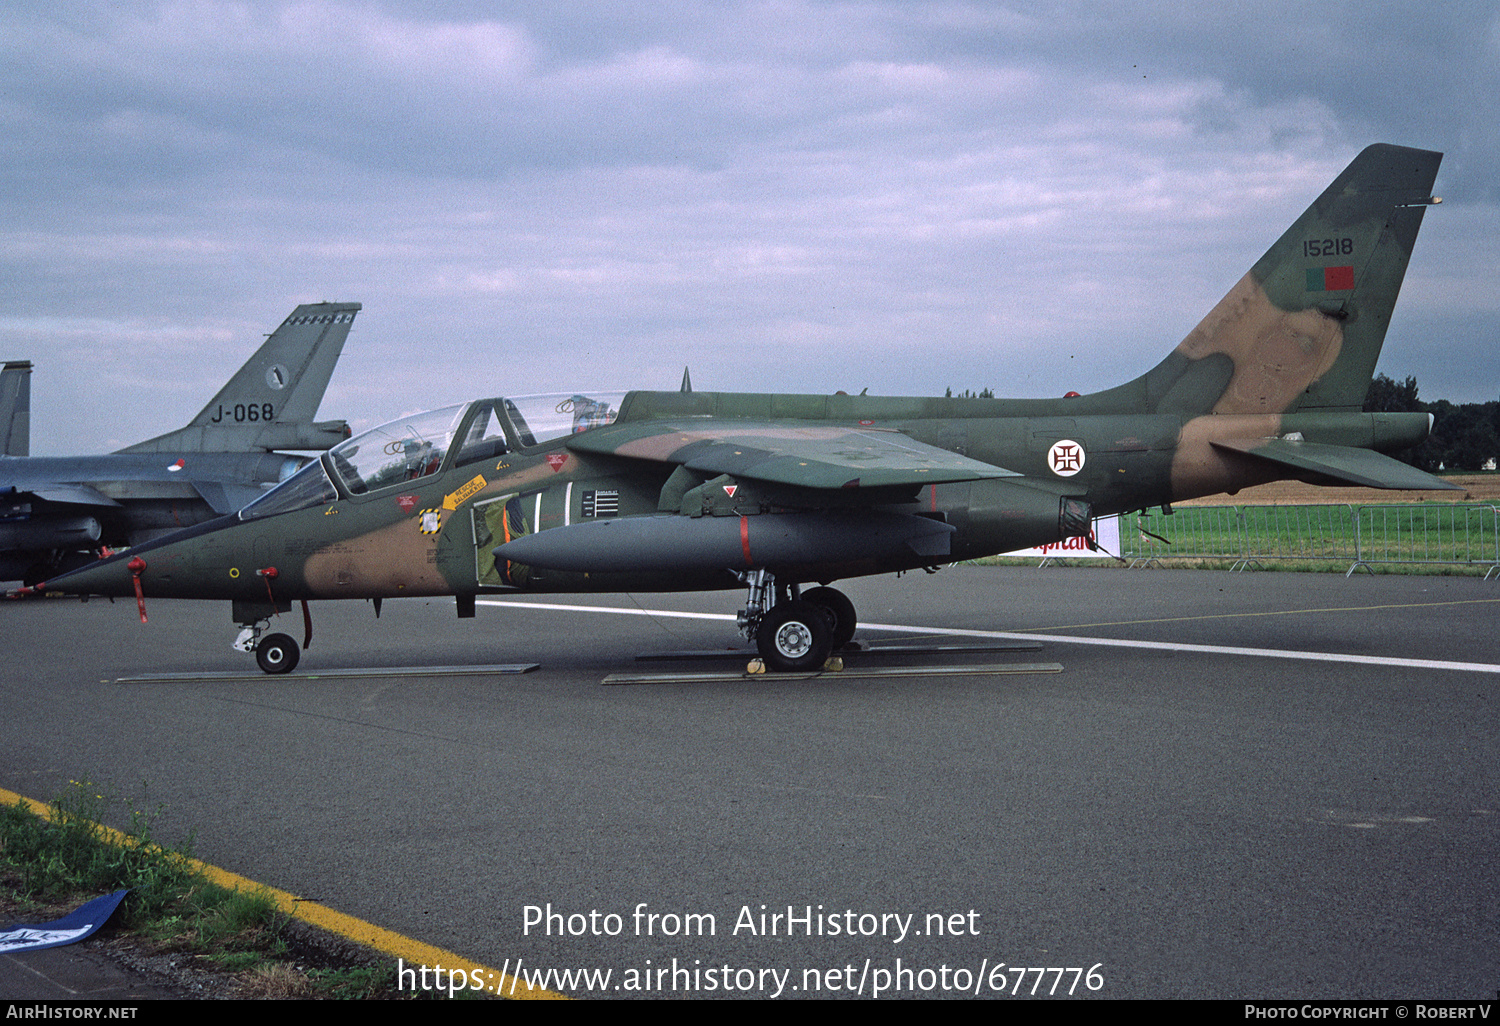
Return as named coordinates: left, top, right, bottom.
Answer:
left=1363, top=374, right=1499, bottom=473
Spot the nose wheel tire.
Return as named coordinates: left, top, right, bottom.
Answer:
left=255, top=633, right=300, bottom=674
left=755, top=600, right=834, bottom=672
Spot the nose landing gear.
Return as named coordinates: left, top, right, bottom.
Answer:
left=232, top=599, right=311, bottom=674
left=254, top=633, right=300, bottom=674
left=233, top=622, right=301, bottom=674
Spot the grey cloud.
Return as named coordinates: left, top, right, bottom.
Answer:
left=0, top=1, right=1493, bottom=454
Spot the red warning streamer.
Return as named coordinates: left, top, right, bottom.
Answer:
left=257, top=566, right=278, bottom=609
left=127, top=556, right=147, bottom=623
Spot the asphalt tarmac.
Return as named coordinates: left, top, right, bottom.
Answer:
left=3, top=566, right=1497, bottom=1000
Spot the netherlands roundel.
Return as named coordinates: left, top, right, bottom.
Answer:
left=1047, top=439, right=1086, bottom=477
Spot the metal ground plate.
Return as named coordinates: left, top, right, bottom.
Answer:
left=604, top=661, right=1063, bottom=685
left=114, top=663, right=541, bottom=683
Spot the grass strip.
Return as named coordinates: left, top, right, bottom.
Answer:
left=0, top=778, right=406, bottom=998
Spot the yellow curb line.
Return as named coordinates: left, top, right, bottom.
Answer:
left=1, top=786, right=565, bottom=1000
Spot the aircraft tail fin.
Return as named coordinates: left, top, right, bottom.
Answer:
left=0, top=360, right=32, bottom=457
left=1114, top=144, right=1442, bottom=418
left=118, top=302, right=359, bottom=454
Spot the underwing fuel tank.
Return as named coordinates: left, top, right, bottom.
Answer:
left=0, top=516, right=101, bottom=551
left=495, top=510, right=956, bottom=574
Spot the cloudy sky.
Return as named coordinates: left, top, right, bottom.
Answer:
left=3, top=1, right=1496, bottom=454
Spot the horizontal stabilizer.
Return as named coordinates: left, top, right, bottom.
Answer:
left=1212, top=437, right=1461, bottom=491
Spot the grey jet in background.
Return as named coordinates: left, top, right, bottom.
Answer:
left=1, top=302, right=359, bottom=584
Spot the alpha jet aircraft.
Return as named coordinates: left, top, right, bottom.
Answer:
left=43, top=145, right=1452, bottom=673
left=1, top=303, right=358, bottom=583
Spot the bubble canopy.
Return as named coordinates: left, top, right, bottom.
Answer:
left=238, top=392, right=626, bottom=521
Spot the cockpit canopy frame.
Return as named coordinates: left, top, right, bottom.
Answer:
left=237, top=392, right=627, bottom=521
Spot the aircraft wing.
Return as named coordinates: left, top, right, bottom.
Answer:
left=21, top=483, right=122, bottom=507
left=13, top=478, right=257, bottom=514
left=1211, top=437, right=1461, bottom=491
left=189, top=481, right=270, bottom=515
left=567, top=421, right=1018, bottom=490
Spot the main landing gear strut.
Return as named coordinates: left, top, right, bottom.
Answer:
left=736, top=569, right=857, bottom=672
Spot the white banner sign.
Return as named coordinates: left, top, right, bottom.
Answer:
left=1003, top=515, right=1120, bottom=559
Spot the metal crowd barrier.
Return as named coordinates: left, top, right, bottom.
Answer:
left=1119, top=504, right=1500, bottom=576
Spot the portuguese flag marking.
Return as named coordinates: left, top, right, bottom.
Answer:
left=1306, top=266, right=1355, bottom=291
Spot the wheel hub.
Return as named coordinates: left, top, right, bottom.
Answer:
left=774, top=620, right=813, bottom=658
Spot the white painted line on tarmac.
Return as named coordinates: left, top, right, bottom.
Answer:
left=480, top=599, right=735, bottom=620
left=478, top=599, right=1500, bottom=675
left=856, top=622, right=1500, bottom=675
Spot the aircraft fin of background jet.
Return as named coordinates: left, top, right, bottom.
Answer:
left=1086, top=144, right=1442, bottom=420
left=0, top=360, right=32, bottom=457
left=1210, top=436, right=1461, bottom=491
left=117, top=302, right=359, bottom=454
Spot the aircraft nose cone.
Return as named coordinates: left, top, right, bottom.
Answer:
left=42, top=553, right=139, bottom=598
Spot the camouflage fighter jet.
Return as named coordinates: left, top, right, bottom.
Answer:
left=1, top=303, right=358, bottom=584
left=42, top=146, right=1452, bottom=673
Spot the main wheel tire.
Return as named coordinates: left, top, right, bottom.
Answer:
left=756, top=600, right=834, bottom=672
left=801, top=586, right=857, bottom=650
left=255, top=633, right=300, bottom=674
